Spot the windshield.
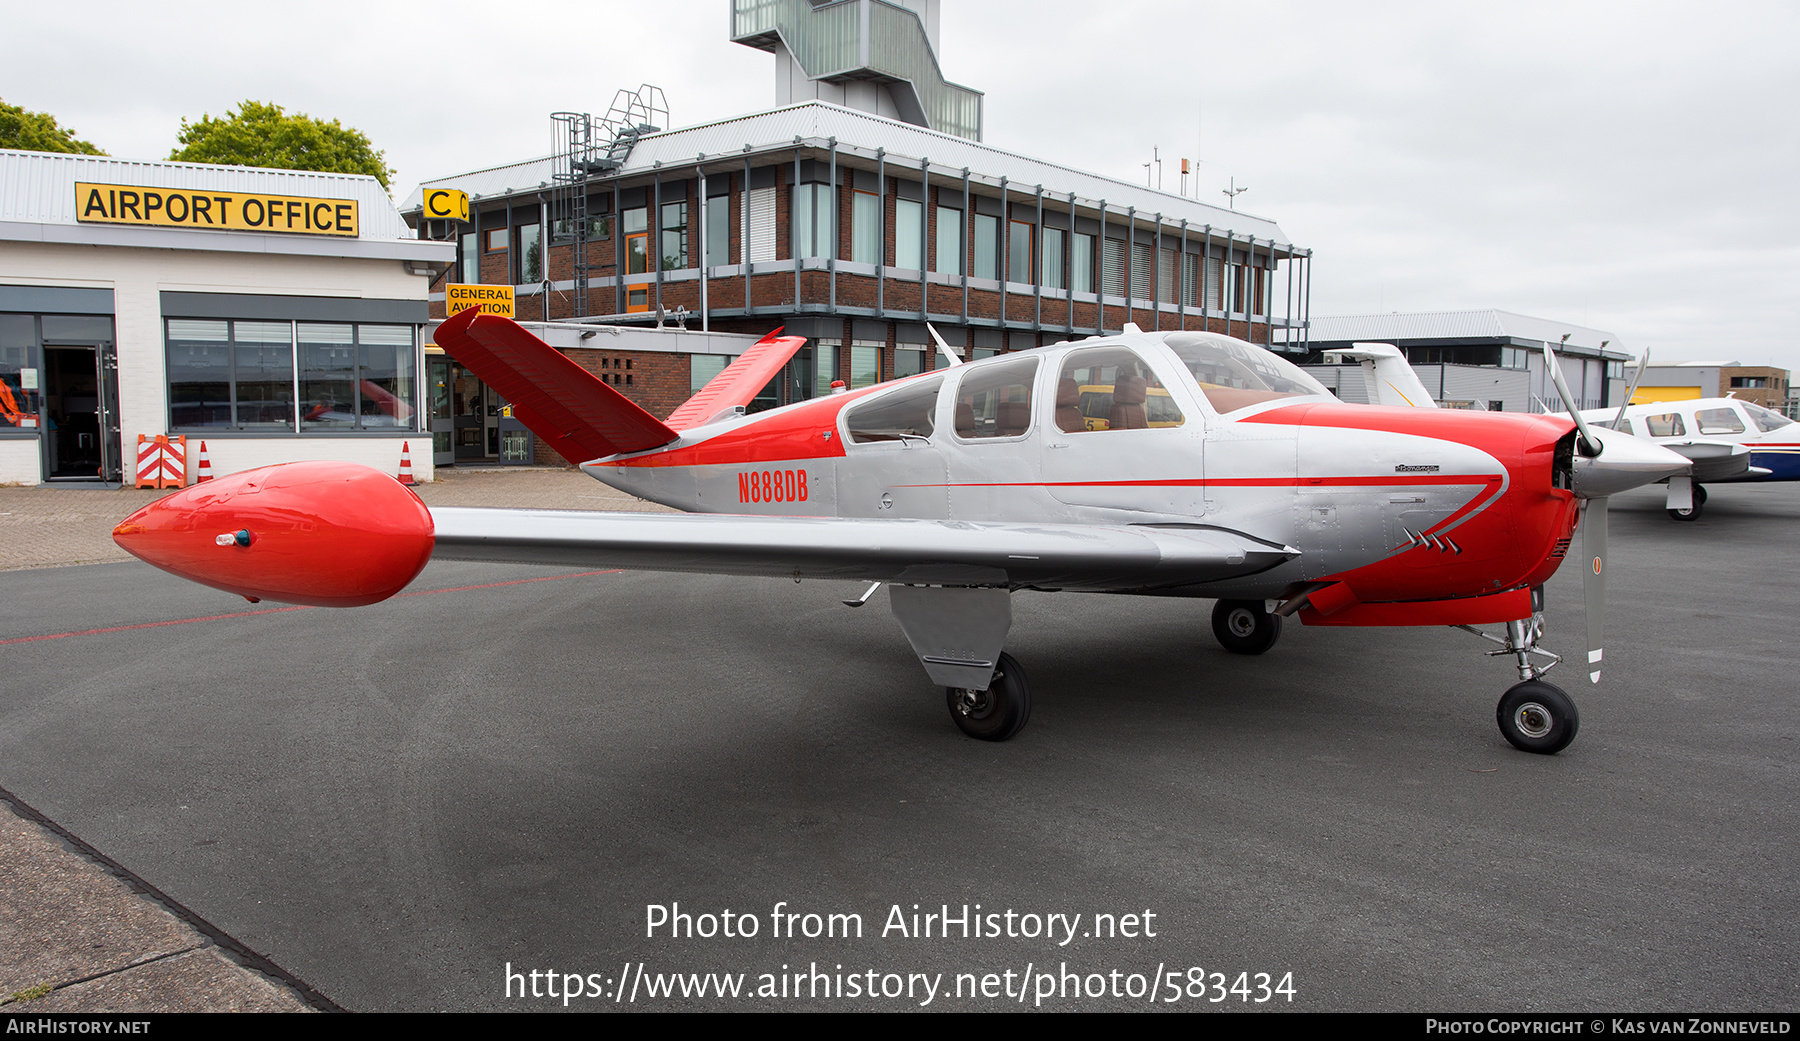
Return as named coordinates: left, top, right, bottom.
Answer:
left=1743, top=402, right=1794, bottom=433
left=1161, top=332, right=1331, bottom=413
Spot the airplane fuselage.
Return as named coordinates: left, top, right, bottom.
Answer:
left=586, top=334, right=1582, bottom=622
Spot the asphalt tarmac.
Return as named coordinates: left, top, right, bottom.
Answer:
left=2, top=481, right=1796, bottom=1012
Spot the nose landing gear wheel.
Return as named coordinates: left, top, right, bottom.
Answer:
left=945, top=652, right=1032, bottom=742
left=1496, top=680, right=1579, bottom=754
left=1212, top=599, right=1283, bottom=655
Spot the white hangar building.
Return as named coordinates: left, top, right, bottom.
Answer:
left=0, top=149, right=454, bottom=486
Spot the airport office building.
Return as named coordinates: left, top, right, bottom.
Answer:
left=404, top=0, right=1314, bottom=465
left=0, top=150, right=452, bottom=486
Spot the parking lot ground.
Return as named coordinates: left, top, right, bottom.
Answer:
left=1, top=479, right=1797, bottom=1011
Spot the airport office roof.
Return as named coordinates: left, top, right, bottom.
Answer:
left=1287, top=309, right=1630, bottom=360
left=403, top=101, right=1295, bottom=249
left=0, top=149, right=451, bottom=264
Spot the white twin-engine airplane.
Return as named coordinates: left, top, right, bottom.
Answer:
left=114, top=308, right=1690, bottom=754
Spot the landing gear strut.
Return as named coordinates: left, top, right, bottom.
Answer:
left=1212, top=599, right=1283, bottom=655
left=1458, top=600, right=1581, bottom=755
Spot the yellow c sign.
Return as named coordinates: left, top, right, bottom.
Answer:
left=424, top=189, right=470, bottom=222
left=447, top=284, right=514, bottom=317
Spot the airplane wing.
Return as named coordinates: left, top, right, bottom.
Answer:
left=663, top=328, right=811, bottom=431
left=430, top=508, right=1298, bottom=592
left=433, top=307, right=679, bottom=463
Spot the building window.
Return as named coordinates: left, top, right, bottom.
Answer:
left=1130, top=241, right=1153, bottom=300
left=517, top=223, right=542, bottom=285
left=852, top=190, right=880, bottom=264
left=661, top=201, right=688, bottom=270
left=793, top=183, right=830, bottom=260
left=299, top=323, right=416, bottom=431
left=459, top=232, right=477, bottom=283
left=1158, top=248, right=1177, bottom=302
left=485, top=227, right=508, bottom=252
left=973, top=213, right=999, bottom=280
left=1182, top=253, right=1199, bottom=306
left=745, top=186, right=776, bottom=263
left=1042, top=227, right=1065, bottom=290
left=1009, top=220, right=1033, bottom=284
left=935, top=206, right=963, bottom=275
left=814, top=338, right=841, bottom=397
left=850, top=342, right=881, bottom=388
left=895, top=346, right=925, bottom=377
left=705, top=195, right=730, bottom=267
left=168, top=319, right=415, bottom=433
left=1731, top=376, right=1768, bottom=389
left=1101, top=238, right=1126, bottom=297
left=623, top=207, right=649, bottom=276
left=1072, top=232, right=1095, bottom=293
left=896, top=199, right=923, bottom=270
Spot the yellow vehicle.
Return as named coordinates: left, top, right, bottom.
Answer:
left=1076, top=384, right=1183, bottom=431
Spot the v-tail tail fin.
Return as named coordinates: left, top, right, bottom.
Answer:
left=433, top=309, right=679, bottom=463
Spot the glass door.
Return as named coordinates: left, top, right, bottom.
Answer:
left=428, top=355, right=453, bottom=466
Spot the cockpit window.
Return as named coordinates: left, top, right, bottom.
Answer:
left=1056, top=346, right=1183, bottom=432
left=847, top=376, right=942, bottom=444
left=1644, top=412, right=1686, bottom=437
left=1696, top=407, right=1746, bottom=435
left=955, top=356, right=1039, bottom=440
left=1162, top=332, right=1330, bottom=413
left=1744, top=402, right=1794, bottom=433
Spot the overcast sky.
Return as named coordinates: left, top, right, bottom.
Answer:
left=7, top=1, right=1796, bottom=371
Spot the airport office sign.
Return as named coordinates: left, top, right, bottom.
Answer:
left=75, top=182, right=360, bottom=237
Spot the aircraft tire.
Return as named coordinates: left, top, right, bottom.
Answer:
left=1496, top=680, right=1579, bottom=754
left=945, top=652, right=1031, bottom=742
left=1668, top=484, right=1707, bottom=522
left=1212, top=599, right=1282, bottom=655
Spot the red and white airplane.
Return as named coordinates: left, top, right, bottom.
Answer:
left=114, top=307, right=1690, bottom=753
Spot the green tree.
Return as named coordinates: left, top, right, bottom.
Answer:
left=169, top=100, right=393, bottom=189
left=0, top=99, right=106, bottom=155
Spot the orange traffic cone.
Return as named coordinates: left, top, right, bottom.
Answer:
left=195, top=441, right=213, bottom=483
left=397, top=441, right=416, bottom=485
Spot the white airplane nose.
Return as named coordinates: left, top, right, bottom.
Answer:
left=1572, top=426, right=1693, bottom=499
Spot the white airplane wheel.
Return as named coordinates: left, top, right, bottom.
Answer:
left=945, top=652, right=1031, bottom=742
left=1496, top=680, right=1579, bottom=755
left=1212, top=599, right=1282, bottom=655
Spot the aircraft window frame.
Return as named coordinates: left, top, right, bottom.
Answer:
left=1053, top=346, right=1185, bottom=433
left=845, top=376, right=943, bottom=445
left=1695, top=407, right=1746, bottom=436
left=952, top=355, right=1039, bottom=442
left=1643, top=412, right=1686, bottom=438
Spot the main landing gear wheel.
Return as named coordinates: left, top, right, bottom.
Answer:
left=1668, top=483, right=1708, bottom=522
left=1496, top=680, right=1580, bottom=755
left=1212, top=599, right=1283, bottom=655
left=945, top=652, right=1032, bottom=742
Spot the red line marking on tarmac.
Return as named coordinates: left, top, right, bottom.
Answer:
left=0, top=570, right=621, bottom=646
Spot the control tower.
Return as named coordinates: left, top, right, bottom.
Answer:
left=730, top=0, right=984, bottom=141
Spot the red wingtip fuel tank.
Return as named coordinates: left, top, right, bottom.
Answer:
left=112, top=461, right=434, bottom=607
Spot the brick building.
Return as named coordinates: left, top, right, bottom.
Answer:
left=403, top=0, right=1312, bottom=459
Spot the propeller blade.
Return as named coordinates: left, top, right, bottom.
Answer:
left=1542, top=342, right=1601, bottom=455
left=1610, top=350, right=1650, bottom=431
left=1582, top=496, right=1609, bottom=684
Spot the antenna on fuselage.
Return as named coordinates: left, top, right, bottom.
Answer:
left=926, top=323, right=964, bottom=367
